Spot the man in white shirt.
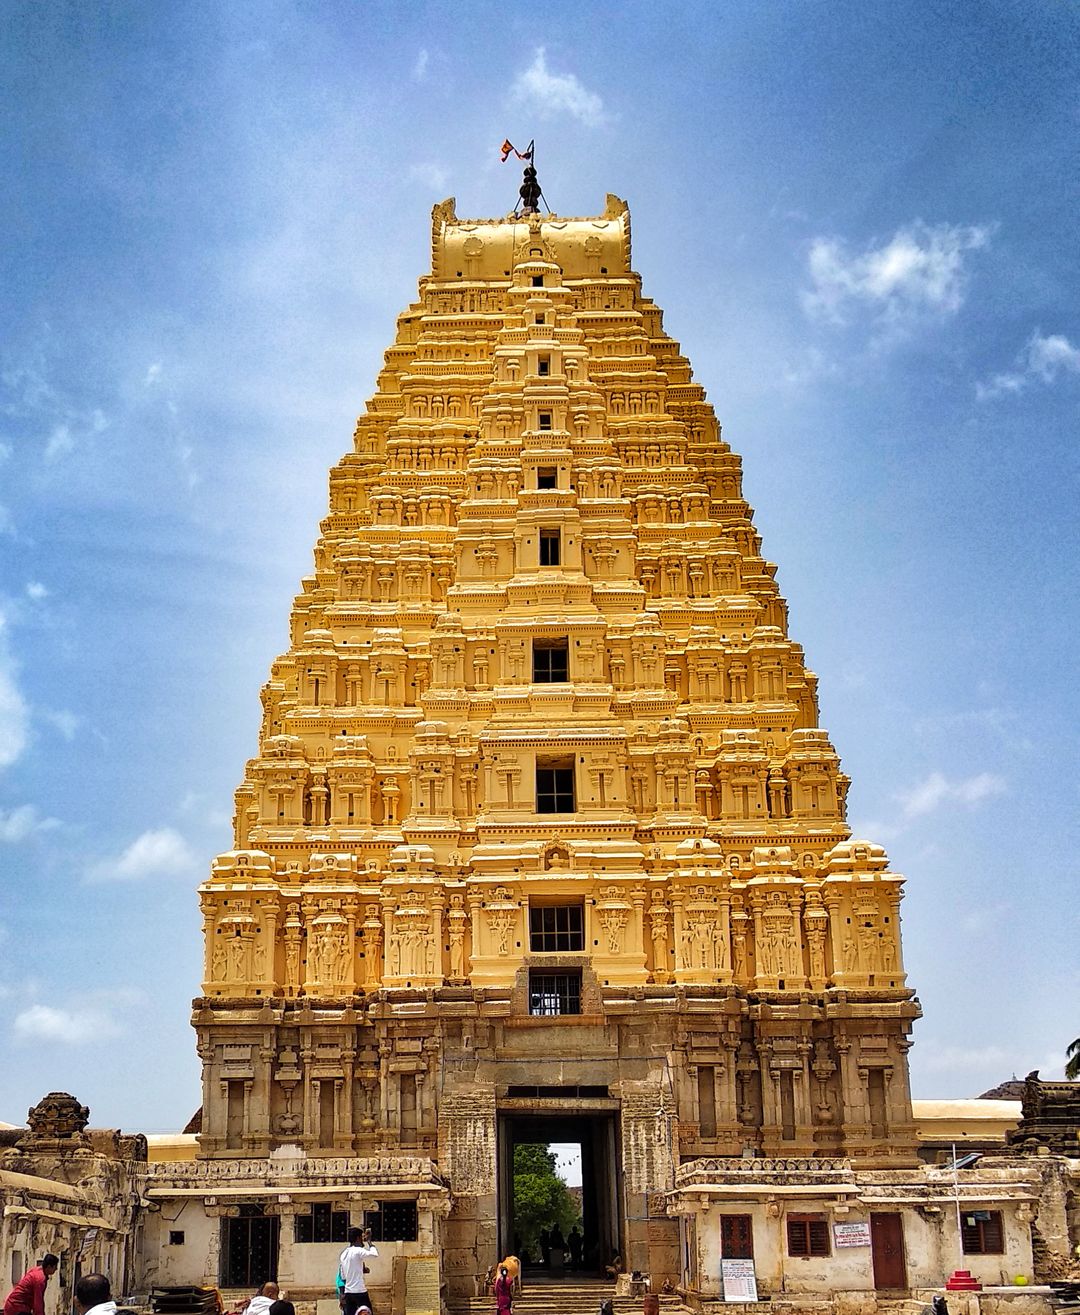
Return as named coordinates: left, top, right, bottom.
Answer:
left=74, top=1274, right=117, bottom=1315
left=245, top=1283, right=279, bottom=1315
left=339, top=1227, right=378, bottom=1315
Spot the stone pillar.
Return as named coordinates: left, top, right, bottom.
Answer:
left=440, top=1088, right=498, bottom=1300
left=273, top=1202, right=300, bottom=1286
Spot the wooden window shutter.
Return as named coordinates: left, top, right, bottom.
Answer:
left=787, top=1214, right=830, bottom=1258
left=721, top=1214, right=753, bottom=1259
left=808, top=1218, right=830, bottom=1256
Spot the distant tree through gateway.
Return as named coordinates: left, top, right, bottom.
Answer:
left=512, top=1143, right=582, bottom=1263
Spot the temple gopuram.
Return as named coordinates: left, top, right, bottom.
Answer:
left=140, top=188, right=1072, bottom=1309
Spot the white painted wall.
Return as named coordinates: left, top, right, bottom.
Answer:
left=693, top=1202, right=1035, bottom=1295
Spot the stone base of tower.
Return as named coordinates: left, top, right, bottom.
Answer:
left=139, top=1149, right=1062, bottom=1311
left=185, top=980, right=927, bottom=1302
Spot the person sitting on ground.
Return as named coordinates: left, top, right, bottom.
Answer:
left=4, top=1255, right=59, bottom=1315
left=604, top=1254, right=625, bottom=1280
left=245, top=1283, right=279, bottom=1315
left=269, top=1301, right=295, bottom=1315
left=74, top=1274, right=117, bottom=1315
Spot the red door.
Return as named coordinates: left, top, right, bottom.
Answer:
left=870, top=1212, right=907, bottom=1290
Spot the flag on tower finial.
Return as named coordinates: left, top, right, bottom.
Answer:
left=500, top=138, right=534, bottom=162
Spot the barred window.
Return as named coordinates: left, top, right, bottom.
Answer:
left=295, top=1201, right=349, bottom=1244
left=529, top=970, right=581, bottom=1016
left=720, top=1214, right=753, bottom=1260
left=365, top=1200, right=418, bottom=1243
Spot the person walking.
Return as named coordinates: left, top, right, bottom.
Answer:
left=4, top=1256, right=59, bottom=1315
left=494, top=1266, right=513, bottom=1315
left=338, top=1227, right=378, bottom=1315
left=74, top=1274, right=116, bottom=1315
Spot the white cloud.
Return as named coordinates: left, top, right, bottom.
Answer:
left=0, top=804, right=60, bottom=842
left=898, top=769, right=1006, bottom=819
left=85, top=826, right=198, bottom=882
left=40, top=708, right=79, bottom=740
left=25, top=581, right=48, bottom=601
left=511, top=48, right=608, bottom=127
left=144, top=362, right=163, bottom=386
left=408, top=162, right=450, bottom=192
left=976, top=330, right=1080, bottom=400
left=0, top=608, right=29, bottom=770
left=781, top=347, right=843, bottom=387
left=803, top=221, right=990, bottom=326
left=1028, top=332, right=1080, bottom=379
left=412, top=48, right=429, bottom=82
left=43, top=408, right=108, bottom=462
left=44, top=423, right=73, bottom=460
left=847, top=818, right=903, bottom=844
left=13, top=997, right=133, bottom=1046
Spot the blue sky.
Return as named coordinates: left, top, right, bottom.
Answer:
left=1, top=1, right=1077, bottom=1132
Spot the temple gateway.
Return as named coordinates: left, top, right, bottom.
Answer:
left=142, top=192, right=1065, bottom=1308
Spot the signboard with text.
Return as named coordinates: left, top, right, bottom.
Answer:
left=833, top=1221, right=872, bottom=1248
left=721, top=1258, right=758, bottom=1302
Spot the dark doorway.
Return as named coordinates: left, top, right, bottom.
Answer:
left=499, top=1112, right=620, bottom=1279
left=870, top=1212, right=907, bottom=1290
left=223, top=1204, right=279, bottom=1287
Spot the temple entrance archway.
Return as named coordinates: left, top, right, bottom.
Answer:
left=498, top=1111, right=621, bottom=1279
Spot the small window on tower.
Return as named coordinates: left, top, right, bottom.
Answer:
left=533, top=638, right=569, bottom=682
left=539, top=527, right=560, bottom=565
left=537, top=467, right=557, bottom=489
left=538, top=355, right=551, bottom=376
left=538, top=411, right=552, bottom=430
left=530, top=904, right=584, bottom=952
left=532, top=275, right=544, bottom=287
left=536, top=757, right=575, bottom=813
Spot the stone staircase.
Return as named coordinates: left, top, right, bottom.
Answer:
left=450, top=1281, right=685, bottom=1315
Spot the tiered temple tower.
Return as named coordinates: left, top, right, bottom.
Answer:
left=193, top=192, right=920, bottom=1285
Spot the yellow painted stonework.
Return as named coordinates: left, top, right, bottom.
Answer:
left=193, top=194, right=921, bottom=1253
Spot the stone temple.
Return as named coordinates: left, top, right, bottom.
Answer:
left=157, top=189, right=998, bottom=1303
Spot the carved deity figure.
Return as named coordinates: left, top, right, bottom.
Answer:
left=687, top=912, right=716, bottom=971
left=807, top=927, right=827, bottom=982
left=598, top=905, right=628, bottom=955
left=732, top=925, right=747, bottom=980
left=647, top=900, right=669, bottom=979
left=284, top=939, right=301, bottom=990
left=486, top=907, right=515, bottom=956
left=227, top=935, right=248, bottom=981
left=448, top=895, right=467, bottom=980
